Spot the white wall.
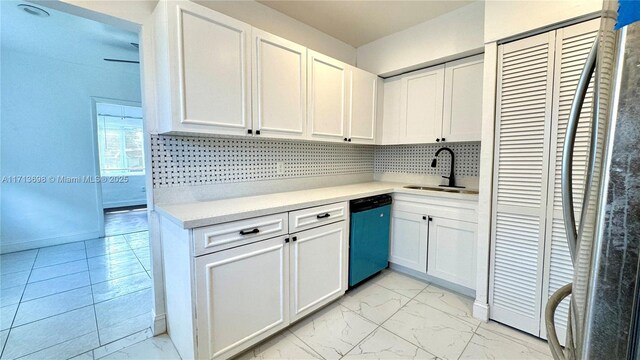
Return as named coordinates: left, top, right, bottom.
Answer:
left=0, top=49, right=142, bottom=253
left=102, top=177, right=146, bottom=209
left=356, top=1, right=484, bottom=77
left=484, top=0, right=602, bottom=43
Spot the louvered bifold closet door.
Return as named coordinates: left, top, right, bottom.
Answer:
left=490, top=32, right=555, bottom=335
left=539, top=19, right=599, bottom=342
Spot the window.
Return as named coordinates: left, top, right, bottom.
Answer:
left=96, top=102, right=145, bottom=176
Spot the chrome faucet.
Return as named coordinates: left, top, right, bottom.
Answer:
left=431, top=147, right=464, bottom=188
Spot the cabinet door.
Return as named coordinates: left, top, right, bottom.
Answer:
left=380, top=77, right=402, bottom=144
left=389, top=210, right=428, bottom=273
left=399, top=65, right=444, bottom=144
left=195, top=236, right=289, bottom=359
left=427, top=217, right=477, bottom=289
left=442, top=55, right=484, bottom=142
left=168, top=1, right=251, bottom=135
left=307, top=50, right=349, bottom=143
left=290, top=221, right=348, bottom=322
left=348, top=67, right=378, bottom=144
left=252, top=29, right=307, bottom=139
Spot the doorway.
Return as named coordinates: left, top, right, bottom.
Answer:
left=0, top=1, right=153, bottom=358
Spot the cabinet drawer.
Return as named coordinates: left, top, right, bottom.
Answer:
left=193, top=213, right=288, bottom=256
left=288, top=202, right=347, bottom=233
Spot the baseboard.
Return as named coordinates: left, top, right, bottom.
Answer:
left=103, top=200, right=146, bottom=209
left=388, top=263, right=476, bottom=298
left=0, top=230, right=104, bottom=254
left=152, top=312, right=167, bottom=336
left=473, top=301, right=489, bottom=321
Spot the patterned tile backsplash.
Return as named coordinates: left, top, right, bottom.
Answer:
left=151, top=135, right=374, bottom=188
left=374, top=142, right=480, bottom=177
left=151, top=135, right=480, bottom=188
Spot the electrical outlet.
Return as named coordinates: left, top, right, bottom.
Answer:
left=277, top=162, right=285, bottom=175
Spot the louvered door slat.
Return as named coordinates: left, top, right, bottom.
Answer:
left=539, top=19, right=599, bottom=343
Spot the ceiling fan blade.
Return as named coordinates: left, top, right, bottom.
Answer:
left=104, top=58, right=140, bottom=64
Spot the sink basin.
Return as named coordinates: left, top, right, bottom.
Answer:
left=403, top=185, right=479, bottom=195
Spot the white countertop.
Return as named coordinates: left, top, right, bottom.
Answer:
left=155, top=181, right=479, bottom=229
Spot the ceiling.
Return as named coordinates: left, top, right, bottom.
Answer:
left=0, top=1, right=140, bottom=74
left=256, top=0, right=475, bottom=47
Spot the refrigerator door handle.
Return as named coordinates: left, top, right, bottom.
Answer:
left=561, top=40, right=598, bottom=264
left=546, top=283, right=573, bottom=360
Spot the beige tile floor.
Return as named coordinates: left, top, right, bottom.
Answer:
left=0, top=212, right=152, bottom=360
left=236, top=270, right=553, bottom=360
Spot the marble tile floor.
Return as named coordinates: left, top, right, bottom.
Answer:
left=237, top=270, right=553, bottom=360
left=0, top=231, right=153, bottom=359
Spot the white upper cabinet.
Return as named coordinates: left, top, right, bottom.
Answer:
left=252, top=29, right=307, bottom=139
left=399, top=65, right=445, bottom=144
left=442, top=55, right=484, bottom=142
left=154, top=0, right=252, bottom=135
left=307, top=50, right=350, bottom=143
left=381, top=56, right=484, bottom=145
left=348, top=67, right=378, bottom=144
left=153, top=1, right=382, bottom=143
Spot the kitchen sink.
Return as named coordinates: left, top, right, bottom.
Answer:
left=403, top=185, right=479, bottom=195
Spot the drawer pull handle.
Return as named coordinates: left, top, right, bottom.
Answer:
left=239, top=228, right=260, bottom=236
left=317, top=213, right=331, bottom=219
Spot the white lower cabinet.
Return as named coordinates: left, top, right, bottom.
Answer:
left=389, top=194, right=478, bottom=290
left=390, top=210, right=428, bottom=273
left=289, top=221, right=348, bottom=322
left=164, top=205, right=349, bottom=360
left=427, top=217, right=477, bottom=289
left=195, top=236, right=290, bottom=360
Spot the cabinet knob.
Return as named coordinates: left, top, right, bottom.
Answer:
left=292, top=236, right=298, bottom=242
left=344, top=138, right=348, bottom=141
left=428, top=216, right=433, bottom=222
left=441, top=138, right=445, bottom=142
left=348, top=138, right=352, bottom=142
left=284, top=237, right=290, bottom=243
left=247, top=129, right=253, bottom=134
left=255, top=130, right=261, bottom=135
left=436, top=138, right=440, bottom=142
left=422, top=216, right=427, bottom=220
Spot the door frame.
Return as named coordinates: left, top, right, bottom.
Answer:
left=36, top=1, right=166, bottom=335
left=91, top=97, right=144, bottom=212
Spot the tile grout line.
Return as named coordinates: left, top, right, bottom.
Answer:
left=284, top=329, right=326, bottom=360
left=7, top=327, right=99, bottom=360
left=1, top=248, right=38, bottom=359
left=472, top=322, right=553, bottom=358
left=336, top=276, right=419, bottom=357
left=364, top=281, right=443, bottom=359
left=455, top=322, right=482, bottom=360
left=86, top=242, right=101, bottom=357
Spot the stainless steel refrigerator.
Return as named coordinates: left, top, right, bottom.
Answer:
left=545, top=1, right=640, bottom=359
